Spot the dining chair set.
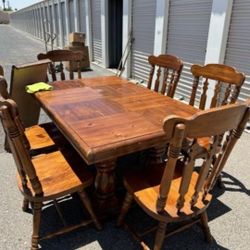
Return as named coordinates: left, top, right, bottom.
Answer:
left=0, top=50, right=249, bottom=250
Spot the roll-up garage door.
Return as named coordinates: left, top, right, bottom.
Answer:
left=131, top=0, right=156, bottom=83
left=166, top=0, right=213, bottom=100
left=54, top=3, right=60, bottom=47
left=91, top=0, right=102, bottom=63
left=224, top=0, right=250, bottom=101
left=78, top=0, right=86, bottom=33
left=69, top=0, right=75, bottom=32
left=60, top=2, right=67, bottom=46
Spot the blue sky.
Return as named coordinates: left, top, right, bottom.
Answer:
left=2, top=0, right=41, bottom=10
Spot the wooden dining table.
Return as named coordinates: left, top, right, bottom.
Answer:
left=34, top=75, right=198, bottom=212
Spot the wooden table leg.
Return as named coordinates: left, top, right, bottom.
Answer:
left=94, top=159, right=119, bottom=214
left=147, top=144, right=166, bottom=166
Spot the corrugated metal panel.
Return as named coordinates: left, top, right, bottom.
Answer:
left=38, top=7, right=43, bottom=39
left=224, top=0, right=250, bottom=101
left=60, top=2, right=67, bottom=46
left=166, top=0, right=213, bottom=100
left=49, top=5, right=53, bottom=35
left=131, top=0, right=156, bottom=82
left=54, top=3, right=60, bottom=46
left=69, top=0, right=75, bottom=32
left=91, top=0, right=102, bottom=63
left=78, top=0, right=86, bottom=33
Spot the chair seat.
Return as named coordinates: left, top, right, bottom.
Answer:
left=124, top=163, right=211, bottom=222
left=18, top=150, right=93, bottom=201
left=25, top=124, right=55, bottom=150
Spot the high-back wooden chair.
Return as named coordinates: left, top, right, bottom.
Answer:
left=190, top=64, right=245, bottom=109
left=0, top=99, right=101, bottom=250
left=147, top=54, right=183, bottom=98
left=10, top=59, right=51, bottom=127
left=0, top=77, right=59, bottom=155
left=117, top=102, right=249, bottom=250
left=37, top=49, right=84, bottom=81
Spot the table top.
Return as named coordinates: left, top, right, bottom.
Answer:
left=35, top=76, right=198, bottom=164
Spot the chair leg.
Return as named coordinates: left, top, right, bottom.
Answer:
left=153, top=221, right=167, bottom=250
left=216, top=174, right=225, bottom=189
left=78, top=190, right=102, bottom=230
left=200, top=211, right=213, bottom=243
left=31, top=202, right=42, bottom=250
left=117, top=192, right=133, bottom=226
left=22, top=198, right=29, bottom=212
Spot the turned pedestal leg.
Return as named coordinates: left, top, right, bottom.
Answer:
left=117, top=192, right=133, bottom=226
left=146, top=144, right=166, bottom=168
left=94, top=159, right=118, bottom=213
left=78, top=190, right=102, bottom=230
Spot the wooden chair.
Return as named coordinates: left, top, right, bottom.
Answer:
left=117, top=102, right=250, bottom=250
left=187, top=64, right=246, bottom=186
left=147, top=54, right=183, bottom=98
left=0, top=99, right=102, bottom=250
left=190, top=64, right=245, bottom=110
left=10, top=59, right=51, bottom=127
left=37, top=49, right=84, bottom=81
left=0, top=77, right=59, bottom=155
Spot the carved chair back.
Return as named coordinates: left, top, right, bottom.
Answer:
left=147, top=54, right=183, bottom=97
left=37, top=49, right=84, bottom=81
left=156, top=102, right=250, bottom=213
left=190, top=64, right=245, bottom=110
left=0, top=99, right=43, bottom=197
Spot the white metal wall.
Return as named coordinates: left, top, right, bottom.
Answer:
left=78, top=0, right=86, bottom=33
left=166, top=0, right=213, bottom=100
left=69, top=0, right=75, bottom=32
left=131, top=0, right=157, bottom=82
left=10, top=0, right=88, bottom=49
left=91, top=0, right=102, bottom=63
left=224, top=0, right=250, bottom=101
left=54, top=3, right=60, bottom=46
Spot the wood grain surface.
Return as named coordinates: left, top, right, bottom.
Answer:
left=35, top=76, right=198, bottom=165
left=35, top=76, right=198, bottom=210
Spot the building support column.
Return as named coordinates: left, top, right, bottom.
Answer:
left=101, top=0, right=109, bottom=67
left=204, top=0, right=233, bottom=108
left=121, top=0, right=132, bottom=79
left=153, top=0, right=169, bottom=55
left=85, top=0, right=93, bottom=61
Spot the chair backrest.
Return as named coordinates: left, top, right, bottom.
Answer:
left=156, top=101, right=250, bottom=213
left=0, top=65, right=4, bottom=76
left=37, top=49, right=84, bottom=81
left=0, top=76, right=10, bottom=99
left=0, top=80, right=31, bottom=151
left=0, top=98, right=43, bottom=196
left=10, top=59, right=51, bottom=127
left=147, top=54, right=183, bottom=97
left=190, top=64, right=245, bottom=110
